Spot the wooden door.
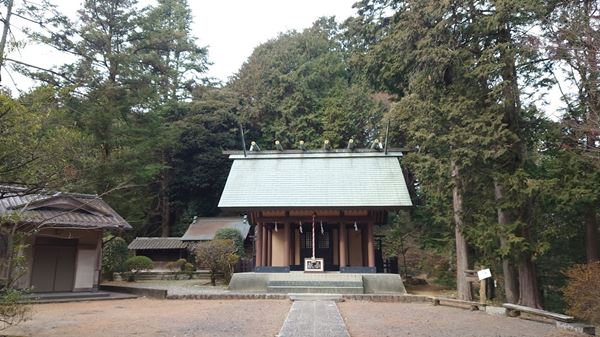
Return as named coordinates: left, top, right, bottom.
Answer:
left=300, top=229, right=334, bottom=271
left=31, top=237, right=77, bottom=292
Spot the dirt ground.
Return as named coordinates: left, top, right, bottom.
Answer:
left=2, top=298, right=290, bottom=337
left=2, top=298, right=591, bottom=337
left=339, top=301, right=586, bottom=337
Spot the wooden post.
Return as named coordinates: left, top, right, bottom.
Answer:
left=254, top=223, right=262, bottom=267
left=261, top=224, right=267, bottom=266
left=267, top=228, right=272, bottom=266
left=339, top=223, right=347, bottom=268
left=284, top=222, right=291, bottom=266
left=256, top=223, right=262, bottom=267
left=291, top=227, right=296, bottom=266
left=480, top=279, right=487, bottom=304
left=367, top=222, right=375, bottom=268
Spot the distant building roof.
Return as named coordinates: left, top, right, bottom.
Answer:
left=0, top=185, right=131, bottom=230
left=218, top=151, right=412, bottom=210
left=128, top=237, right=189, bottom=250
left=181, top=217, right=250, bottom=241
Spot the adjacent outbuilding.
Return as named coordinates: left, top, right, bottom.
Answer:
left=0, top=185, right=131, bottom=292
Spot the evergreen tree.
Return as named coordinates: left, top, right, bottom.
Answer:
left=231, top=18, right=385, bottom=149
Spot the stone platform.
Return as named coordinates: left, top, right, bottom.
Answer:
left=228, top=272, right=406, bottom=294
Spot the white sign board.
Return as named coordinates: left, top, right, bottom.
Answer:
left=477, top=268, right=492, bottom=280
left=304, top=258, right=324, bottom=272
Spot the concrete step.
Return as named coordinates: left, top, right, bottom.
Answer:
left=289, top=293, right=345, bottom=302
left=268, top=280, right=363, bottom=287
left=267, top=277, right=364, bottom=294
left=268, top=285, right=363, bottom=294
left=28, top=291, right=111, bottom=300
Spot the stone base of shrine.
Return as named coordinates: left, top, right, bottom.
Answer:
left=227, top=272, right=406, bottom=294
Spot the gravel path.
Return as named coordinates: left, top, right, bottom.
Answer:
left=338, top=301, right=586, bottom=337
left=3, top=298, right=290, bottom=337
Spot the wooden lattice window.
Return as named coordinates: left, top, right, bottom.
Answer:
left=302, top=233, right=312, bottom=249
left=318, top=231, right=329, bottom=249
left=301, top=231, right=329, bottom=249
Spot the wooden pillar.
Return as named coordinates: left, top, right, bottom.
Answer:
left=255, top=223, right=263, bottom=267
left=290, top=227, right=295, bottom=266
left=367, top=222, right=375, bottom=268
left=284, top=222, right=291, bottom=266
left=339, top=223, right=347, bottom=268
left=267, top=228, right=272, bottom=266
left=261, top=224, right=267, bottom=266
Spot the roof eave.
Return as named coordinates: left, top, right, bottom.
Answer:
left=218, top=205, right=412, bottom=212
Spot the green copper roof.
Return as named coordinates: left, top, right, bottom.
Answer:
left=218, top=152, right=412, bottom=209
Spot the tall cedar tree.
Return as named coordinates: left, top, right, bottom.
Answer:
left=545, top=0, right=600, bottom=263
left=350, top=0, right=552, bottom=307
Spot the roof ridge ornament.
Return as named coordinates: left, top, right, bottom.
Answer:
left=371, top=139, right=383, bottom=151
left=298, top=140, right=306, bottom=151
left=275, top=140, right=283, bottom=151
left=249, top=141, right=261, bottom=151
left=347, top=138, right=355, bottom=151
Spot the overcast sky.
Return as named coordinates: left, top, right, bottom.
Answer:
left=2, top=0, right=357, bottom=91
left=2, top=0, right=567, bottom=118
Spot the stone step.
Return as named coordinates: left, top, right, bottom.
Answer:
left=268, top=280, right=363, bottom=288
left=268, top=285, right=364, bottom=294
left=289, top=293, right=345, bottom=302
left=27, top=291, right=112, bottom=300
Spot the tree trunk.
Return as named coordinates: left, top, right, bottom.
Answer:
left=0, top=0, right=14, bottom=82
left=585, top=209, right=599, bottom=263
left=517, top=199, right=543, bottom=309
left=160, top=151, right=170, bottom=237
left=494, top=181, right=519, bottom=303
left=517, top=251, right=542, bottom=308
left=452, top=160, right=473, bottom=301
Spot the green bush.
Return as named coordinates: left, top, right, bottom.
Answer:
left=124, top=256, right=153, bottom=281
left=166, top=258, right=187, bottom=272
left=183, top=262, right=195, bottom=272
left=101, top=236, right=129, bottom=280
left=214, top=228, right=244, bottom=256
left=563, top=262, right=600, bottom=325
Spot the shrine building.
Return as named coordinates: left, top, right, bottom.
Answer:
left=218, top=148, right=412, bottom=273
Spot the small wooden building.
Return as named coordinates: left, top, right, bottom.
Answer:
left=127, top=237, right=191, bottom=270
left=0, top=186, right=131, bottom=292
left=218, top=150, right=412, bottom=272
left=128, top=216, right=251, bottom=269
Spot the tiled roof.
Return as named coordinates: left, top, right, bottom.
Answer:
left=128, top=237, right=189, bottom=250
left=0, top=185, right=131, bottom=230
left=218, top=152, right=412, bottom=209
left=181, top=217, right=250, bottom=241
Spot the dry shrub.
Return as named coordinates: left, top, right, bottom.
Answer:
left=196, top=239, right=239, bottom=286
left=563, top=262, right=600, bottom=324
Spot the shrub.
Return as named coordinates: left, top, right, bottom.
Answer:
left=196, top=239, right=239, bottom=286
left=0, top=288, right=31, bottom=330
left=563, top=262, right=600, bottom=325
left=166, top=258, right=187, bottom=272
left=124, top=256, right=153, bottom=281
left=214, top=228, right=244, bottom=256
left=182, top=262, right=195, bottom=279
left=101, top=236, right=129, bottom=280
left=166, top=259, right=195, bottom=279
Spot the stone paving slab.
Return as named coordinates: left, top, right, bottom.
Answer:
left=278, top=301, right=350, bottom=337
left=289, top=293, right=344, bottom=302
